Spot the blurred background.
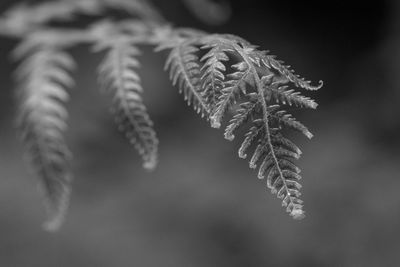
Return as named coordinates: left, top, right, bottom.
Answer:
left=0, top=0, right=400, bottom=266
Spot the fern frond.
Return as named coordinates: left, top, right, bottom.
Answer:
left=194, top=35, right=323, bottom=219
left=252, top=52, right=307, bottom=219
left=161, top=40, right=210, bottom=117
left=14, top=46, right=75, bottom=231
left=98, top=37, right=159, bottom=170
left=156, top=32, right=320, bottom=218
left=236, top=112, right=305, bottom=219
left=156, top=32, right=322, bottom=219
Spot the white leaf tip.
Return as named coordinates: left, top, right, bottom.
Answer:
left=224, top=133, right=234, bottom=141
left=291, top=208, right=305, bottom=220
left=143, top=159, right=158, bottom=171
left=305, top=131, right=314, bottom=139
left=42, top=216, right=64, bottom=232
left=210, top=120, right=221, bottom=129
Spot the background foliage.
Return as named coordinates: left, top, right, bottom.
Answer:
left=0, top=0, right=399, bottom=266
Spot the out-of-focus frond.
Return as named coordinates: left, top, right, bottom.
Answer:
left=14, top=45, right=76, bottom=231
left=97, top=37, right=159, bottom=170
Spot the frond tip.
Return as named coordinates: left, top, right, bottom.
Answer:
left=15, top=47, right=75, bottom=231
left=290, top=207, right=305, bottom=220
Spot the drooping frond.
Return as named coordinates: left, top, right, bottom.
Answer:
left=97, top=37, right=159, bottom=170
left=233, top=104, right=306, bottom=219
left=154, top=31, right=321, bottom=218
left=236, top=39, right=321, bottom=218
left=164, top=33, right=322, bottom=219
left=14, top=45, right=76, bottom=231
left=160, top=40, right=210, bottom=117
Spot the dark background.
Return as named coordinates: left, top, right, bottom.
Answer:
left=0, top=0, right=399, bottom=266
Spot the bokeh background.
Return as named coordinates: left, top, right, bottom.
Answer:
left=0, top=0, right=400, bottom=266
